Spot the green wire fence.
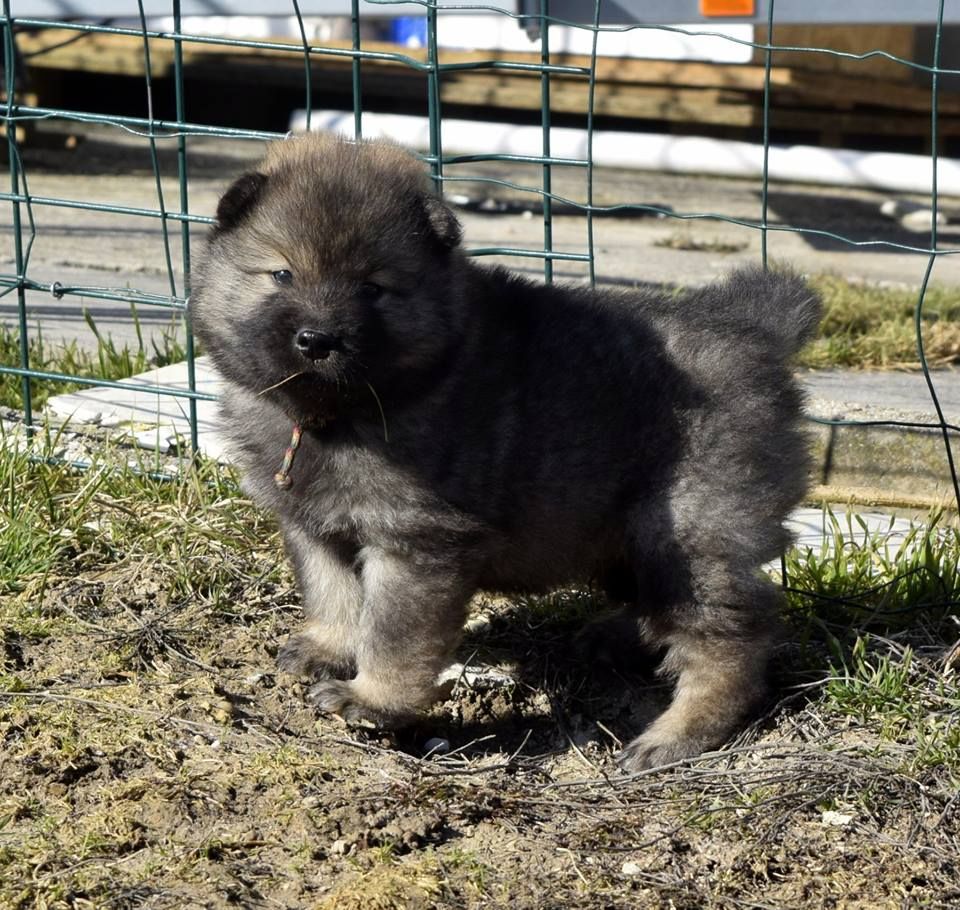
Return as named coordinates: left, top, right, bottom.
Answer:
left=0, top=1, right=959, bottom=513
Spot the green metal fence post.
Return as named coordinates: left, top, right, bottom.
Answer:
left=426, top=0, right=443, bottom=189
left=136, top=1, right=178, bottom=303
left=173, top=0, right=199, bottom=454
left=2, top=6, right=32, bottom=433
left=351, top=0, right=363, bottom=138
left=760, top=0, right=775, bottom=270
left=292, top=0, right=314, bottom=133
left=915, top=0, right=960, bottom=513
left=540, top=0, right=554, bottom=285
left=584, top=0, right=602, bottom=289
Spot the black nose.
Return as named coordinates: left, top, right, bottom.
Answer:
left=295, top=329, right=340, bottom=361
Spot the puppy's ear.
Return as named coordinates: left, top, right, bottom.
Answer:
left=424, top=195, right=463, bottom=249
left=215, top=172, right=268, bottom=231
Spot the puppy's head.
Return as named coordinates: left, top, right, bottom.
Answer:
left=189, top=134, right=464, bottom=419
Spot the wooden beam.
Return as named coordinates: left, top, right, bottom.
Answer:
left=14, top=28, right=959, bottom=132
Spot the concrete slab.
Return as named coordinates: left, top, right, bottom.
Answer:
left=43, top=357, right=226, bottom=461
left=44, top=356, right=960, bottom=451
left=786, top=508, right=916, bottom=554
left=799, top=369, right=960, bottom=508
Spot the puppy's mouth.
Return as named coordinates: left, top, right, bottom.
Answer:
left=256, top=345, right=358, bottom=400
left=256, top=369, right=316, bottom=398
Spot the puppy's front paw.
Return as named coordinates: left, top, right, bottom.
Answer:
left=308, top=674, right=436, bottom=727
left=308, top=679, right=363, bottom=720
left=617, top=730, right=707, bottom=772
left=306, top=679, right=404, bottom=726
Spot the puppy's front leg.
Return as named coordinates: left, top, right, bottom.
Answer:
left=276, top=526, right=363, bottom=680
left=308, top=546, right=474, bottom=724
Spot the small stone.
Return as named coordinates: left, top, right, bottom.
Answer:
left=301, top=795, right=321, bottom=809
left=821, top=809, right=854, bottom=827
left=621, top=860, right=642, bottom=876
left=330, top=838, right=350, bottom=855
left=901, top=208, right=947, bottom=232
left=879, top=198, right=947, bottom=232
left=464, top=613, right=492, bottom=634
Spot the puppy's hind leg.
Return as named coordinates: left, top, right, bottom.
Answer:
left=276, top=526, right=363, bottom=681
left=574, top=560, right=664, bottom=671
left=618, top=557, right=778, bottom=772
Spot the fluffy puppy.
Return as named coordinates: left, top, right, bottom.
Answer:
left=189, top=134, right=820, bottom=770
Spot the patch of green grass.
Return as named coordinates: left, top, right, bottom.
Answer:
left=782, top=509, right=960, bottom=779
left=512, top=587, right=606, bottom=625
left=439, top=848, right=493, bottom=896
left=0, top=425, right=88, bottom=591
left=0, top=306, right=188, bottom=410
left=822, top=633, right=960, bottom=776
left=797, top=275, right=960, bottom=369
left=0, top=428, right=282, bottom=609
left=783, top=509, right=960, bottom=630
left=824, top=636, right=915, bottom=724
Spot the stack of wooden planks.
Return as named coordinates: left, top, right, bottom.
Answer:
left=12, top=27, right=957, bottom=146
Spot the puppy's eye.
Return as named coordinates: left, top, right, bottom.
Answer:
left=271, top=269, right=294, bottom=287
left=358, top=282, right=383, bottom=301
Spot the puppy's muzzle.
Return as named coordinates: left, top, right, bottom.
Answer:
left=296, top=329, right=341, bottom=361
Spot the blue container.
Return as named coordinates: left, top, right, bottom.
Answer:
left=389, top=17, right=428, bottom=48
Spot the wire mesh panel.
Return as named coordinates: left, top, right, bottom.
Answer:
left=0, top=0, right=958, bottom=513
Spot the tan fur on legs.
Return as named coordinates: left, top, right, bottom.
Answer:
left=308, top=546, right=474, bottom=722
left=276, top=526, right=363, bottom=679
left=619, top=631, right=771, bottom=770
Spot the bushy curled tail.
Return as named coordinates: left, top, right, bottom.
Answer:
left=721, top=265, right=822, bottom=357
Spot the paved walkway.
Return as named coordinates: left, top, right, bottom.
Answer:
left=4, top=126, right=960, bottom=353
left=802, top=368, right=960, bottom=426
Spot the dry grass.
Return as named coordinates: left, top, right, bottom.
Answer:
left=797, top=275, right=960, bottom=370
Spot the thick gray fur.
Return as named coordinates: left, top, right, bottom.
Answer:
left=188, top=134, right=821, bottom=771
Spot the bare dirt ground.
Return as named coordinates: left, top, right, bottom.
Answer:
left=3, top=578, right=958, bottom=909
left=2, top=484, right=959, bottom=909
